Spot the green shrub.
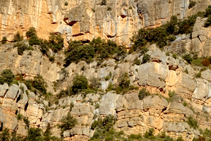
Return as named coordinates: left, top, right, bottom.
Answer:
left=133, top=59, right=141, bottom=65
left=0, top=69, right=14, bottom=85
left=0, top=128, right=10, bottom=141
left=116, top=73, right=130, bottom=93
left=39, top=39, right=49, bottom=56
left=23, top=117, right=30, bottom=128
left=101, top=0, right=106, bottom=5
left=183, top=54, right=192, bottom=64
left=187, top=116, right=198, bottom=129
left=29, top=35, right=40, bottom=46
left=58, top=112, right=77, bottom=136
left=205, top=15, right=211, bottom=27
left=26, top=27, right=37, bottom=38
left=65, top=2, right=68, bottom=6
left=128, top=134, right=142, bottom=140
left=72, top=74, right=88, bottom=93
left=138, top=88, right=150, bottom=100
left=28, top=128, right=44, bottom=141
left=144, top=128, right=155, bottom=138
left=17, top=113, right=23, bottom=120
left=32, top=75, right=47, bottom=94
left=195, top=72, right=201, bottom=78
left=49, top=33, right=64, bottom=53
left=64, top=38, right=126, bottom=67
left=14, top=42, right=28, bottom=55
left=142, top=54, right=151, bottom=64
left=205, top=5, right=211, bottom=16
left=189, top=1, right=196, bottom=9
left=107, top=7, right=112, bottom=11
left=2, top=36, right=7, bottom=44
left=49, top=56, right=55, bottom=63
left=13, top=31, right=23, bottom=42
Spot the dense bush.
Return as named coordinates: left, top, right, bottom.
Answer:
left=2, top=36, right=7, bottom=44
left=138, top=88, right=150, bottom=100
left=29, top=35, right=40, bottom=46
left=72, top=74, right=88, bottom=93
left=22, top=75, right=47, bottom=95
left=0, top=69, right=14, bottom=85
left=90, top=115, right=116, bottom=140
left=26, top=27, right=37, bottom=38
left=58, top=112, right=77, bottom=136
left=204, top=15, right=211, bottom=27
left=183, top=54, right=193, bottom=64
left=142, top=54, right=151, bottom=64
left=48, top=33, right=64, bottom=53
left=0, top=128, right=10, bottom=141
left=14, top=42, right=29, bottom=55
left=116, top=73, right=130, bottom=94
left=189, top=1, right=196, bottom=9
left=64, top=38, right=126, bottom=67
left=13, top=31, right=23, bottom=42
left=101, top=0, right=106, bottom=5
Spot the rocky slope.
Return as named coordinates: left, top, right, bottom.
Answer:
left=0, top=0, right=210, bottom=46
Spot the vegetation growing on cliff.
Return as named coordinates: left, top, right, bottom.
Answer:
left=64, top=38, right=126, bottom=67
left=0, top=69, right=14, bottom=85
left=1, top=36, right=7, bottom=44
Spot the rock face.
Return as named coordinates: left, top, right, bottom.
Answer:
left=1, top=41, right=211, bottom=141
left=0, top=0, right=210, bottom=46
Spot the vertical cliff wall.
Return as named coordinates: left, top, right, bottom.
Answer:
left=1, top=0, right=210, bottom=46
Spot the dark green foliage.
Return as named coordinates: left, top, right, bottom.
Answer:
left=49, top=56, right=55, bottom=63
left=27, top=128, right=44, bottom=141
left=144, top=128, right=155, bottom=139
left=29, top=35, right=40, bottom=46
left=65, top=45, right=94, bottom=66
left=64, top=2, right=68, bottom=6
left=0, top=128, right=10, bottom=141
left=48, top=33, right=64, bottom=53
left=133, top=59, right=141, bottom=65
left=107, top=7, right=112, bottom=11
left=26, top=27, right=37, bottom=38
left=43, top=124, right=51, bottom=141
left=31, top=75, right=47, bottom=94
left=57, top=90, right=69, bottom=99
left=0, top=69, right=14, bottom=85
left=138, top=88, right=150, bottom=100
left=23, top=117, right=30, bottom=128
left=58, top=112, right=77, bottom=135
left=187, top=116, right=198, bottom=129
left=17, top=113, right=23, bottom=120
left=142, top=54, right=151, bottom=64
left=195, top=72, right=201, bottom=78
left=13, top=31, right=23, bottom=42
left=204, top=15, right=211, bottom=27
left=116, top=73, right=130, bottom=94
left=183, top=54, right=192, bottom=64
left=64, top=38, right=126, bottom=67
left=72, top=74, right=88, bottom=94
left=101, top=0, right=106, bottom=5
left=90, top=115, right=117, bottom=141
left=39, top=39, right=49, bottom=56
left=2, top=36, right=7, bottom=44
left=11, top=131, right=25, bottom=141
left=189, top=1, right=196, bottom=9
left=205, top=5, right=211, bottom=17
left=14, top=42, right=29, bottom=55
left=128, top=134, right=142, bottom=140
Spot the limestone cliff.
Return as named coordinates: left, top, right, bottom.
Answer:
left=1, top=0, right=210, bottom=46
